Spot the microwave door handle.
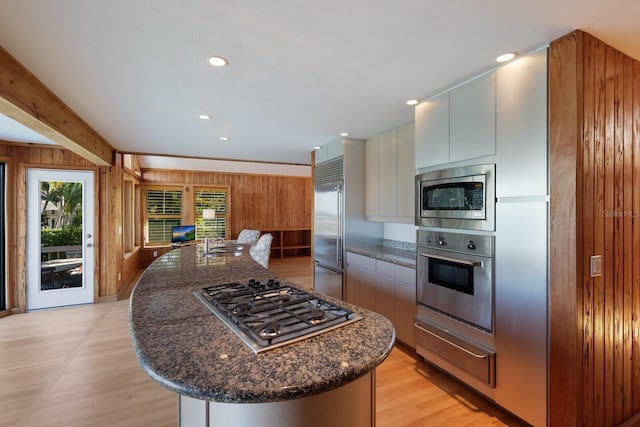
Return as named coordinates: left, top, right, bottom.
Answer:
left=419, top=252, right=482, bottom=267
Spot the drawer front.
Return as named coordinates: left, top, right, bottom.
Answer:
left=415, top=320, right=495, bottom=387
left=346, top=252, right=376, bottom=271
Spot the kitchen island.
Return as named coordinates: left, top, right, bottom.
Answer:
left=129, top=245, right=395, bottom=427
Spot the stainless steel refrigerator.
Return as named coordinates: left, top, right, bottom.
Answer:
left=314, top=181, right=343, bottom=299
left=313, top=139, right=383, bottom=300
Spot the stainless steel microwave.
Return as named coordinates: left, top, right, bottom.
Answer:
left=415, top=164, right=495, bottom=231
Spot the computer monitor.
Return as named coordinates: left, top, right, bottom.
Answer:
left=171, top=225, right=196, bottom=244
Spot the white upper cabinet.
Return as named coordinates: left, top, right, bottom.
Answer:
left=366, top=123, right=414, bottom=223
left=314, top=139, right=343, bottom=165
left=414, top=71, right=496, bottom=169
left=379, top=129, right=398, bottom=218
left=449, top=71, right=496, bottom=163
left=415, top=91, right=449, bottom=169
left=365, top=134, right=381, bottom=216
left=396, top=123, right=415, bottom=219
left=496, top=48, right=548, bottom=198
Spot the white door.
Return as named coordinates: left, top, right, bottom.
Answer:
left=27, top=169, right=95, bottom=310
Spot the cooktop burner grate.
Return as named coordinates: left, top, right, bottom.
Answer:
left=194, top=279, right=362, bottom=353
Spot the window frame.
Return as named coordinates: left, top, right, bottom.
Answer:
left=144, top=185, right=183, bottom=247
left=194, top=186, right=230, bottom=240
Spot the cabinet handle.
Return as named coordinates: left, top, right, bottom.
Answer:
left=419, top=252, right=481, bottom=267
left=414, top=322, right=487, bottom=359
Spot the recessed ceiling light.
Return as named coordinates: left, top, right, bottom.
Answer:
left=313, top=146, right=321, bottom=150
left=208, top=56, right=228, bottom=67
left=496, top=52, right=517, bottom=63
left=406, top=99, right=419, bottom=106
left=219, top=136, right=230, bottom=141
left=199, top=114, right=211, bottom=120
left=340, top=132, right=350, bottom=137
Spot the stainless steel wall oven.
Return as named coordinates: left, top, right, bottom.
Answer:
left=416, top=229, right=493, bottom=332
left=416, top=163, right=495, bottom=231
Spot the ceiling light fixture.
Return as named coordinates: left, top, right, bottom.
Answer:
left=496, top=52, right=517, bottom=63
left=208, top=56, right=229, bottom=67
left=199, top=114, right=211, bottom=120
left=313, top=146, right=321, bottom=150
left=340, top=132, right=350, bottom=137
left=219, top=136, right=230, bottom=141
left=406, top=99, right=419, bottom=106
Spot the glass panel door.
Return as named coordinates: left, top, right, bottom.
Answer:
left=27, top=169, right=94, bottom=310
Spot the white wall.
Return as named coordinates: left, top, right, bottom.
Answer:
left=383, top=223, right=415, bottom=243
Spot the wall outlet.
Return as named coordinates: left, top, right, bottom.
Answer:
left=590, top=255, right=602, bottom=277
left=153, top=251, right=158, bottom=257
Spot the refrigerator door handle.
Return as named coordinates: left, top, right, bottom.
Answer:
left=336, top=184, right=343, bottom=267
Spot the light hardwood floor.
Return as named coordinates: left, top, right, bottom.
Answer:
left=0, top=256, right=526, bottom=427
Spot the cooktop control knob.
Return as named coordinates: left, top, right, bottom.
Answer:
left=467, top=241, right=476, bottom=250
left=437, top=238, right=446, bottom=246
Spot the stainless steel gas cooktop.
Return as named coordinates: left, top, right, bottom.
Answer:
left=194, top=279, right=362, bottom=353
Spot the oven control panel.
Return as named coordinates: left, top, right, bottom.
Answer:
left=417, top=230, right=493, bottom=257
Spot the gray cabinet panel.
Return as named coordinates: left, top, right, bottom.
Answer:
left=365, top=135, right=380, bottom=217
left=450, top=71, right=496, bottom=162
left=495, top=201, right=548, bottom=426
left=496, top=48, right=548, bottom=198
left=415, top=92, right=449, bottom=169
left=379, top=130, right=398, bottom=217
left=396, top=123, right=415, bottom=219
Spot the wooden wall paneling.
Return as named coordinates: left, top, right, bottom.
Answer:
left=548, top=30, right=580, bottom=427
left=602, top=40, right=616, bottom=427
left=139, top=169, right=312, bottom=249
left=622, top=52, right=634, bottom=423
left=575, top=31, right=640, bottom=427
left=40, top=147, right=53, bottom=165
left=52, top=148, right=64, bottom=165
left=110, top=155, right=122, bottom=297
left=582, top=31, right=596, bottom=427
left=29, top=146, right=42, bottom=164
left=633, top=60, right=640, bottom=417
left=1, top=155, right=15, bottom=315
left=16, top=165, right=26, bottom=312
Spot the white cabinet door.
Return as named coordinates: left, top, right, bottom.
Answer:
left=365, top=135, right=381, bottom=217
left=314, top=147, right=328, bottom=165
left=379, top=129, right=398, bottom=217
left=450, top=71, right=496, bottom=163
left=496, top=48, right=548, bottom=198
left=394, top=265, right=416, bottom=347
left=375, top=275, right=396, bottom=324
left=345, top=265, right=360, bottom=306
left=415, top=92, right=449, bottom=169
left=358, top=269, right=377, bottom=312
left=366, top=124, right=414, bottom=223
left=327, top=139, right=343, bottom=161
left=395, top=280, right=416, bottom=347
left=396, top=123, right=415, bottom=220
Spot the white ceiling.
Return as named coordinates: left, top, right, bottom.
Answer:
left=0, top=0, right=639, bottom=166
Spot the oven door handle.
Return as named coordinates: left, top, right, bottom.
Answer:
left=414, top=323, right=488, bottom=359
left=419, top=252, right=482, bottom=267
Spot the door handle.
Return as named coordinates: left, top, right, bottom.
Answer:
left=419, top=252, right=482, bottom=267
left=87, top=243, right=93, bottom=248
left=415, top=323, right=487, bottom=359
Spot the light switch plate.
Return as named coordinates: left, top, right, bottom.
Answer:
left=590, top=255, right=602, bottom=277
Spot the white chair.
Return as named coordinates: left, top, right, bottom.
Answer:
left=250, top=233, right=273, bottom=268
left=236, top=229, right=261, bottom=245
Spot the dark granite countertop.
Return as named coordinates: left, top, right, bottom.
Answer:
left=129, top=245, right=395, bottom=403
left=347, top=240, right=416, bottom=269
